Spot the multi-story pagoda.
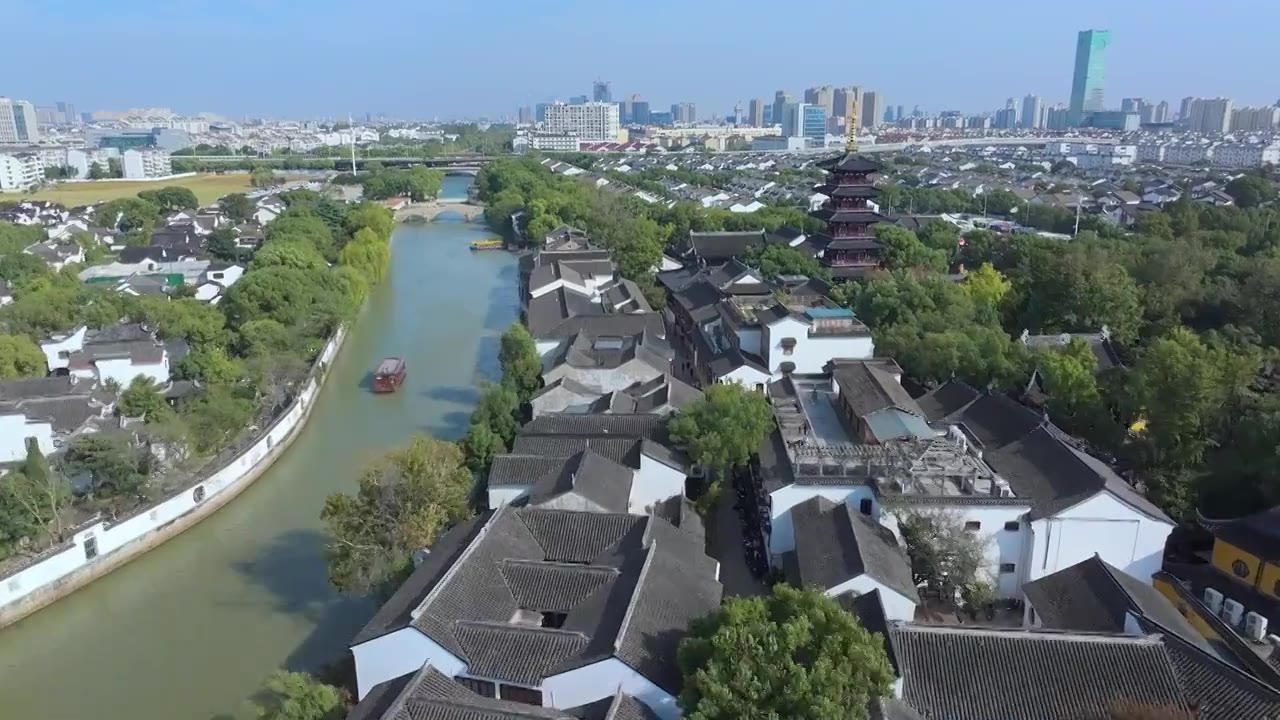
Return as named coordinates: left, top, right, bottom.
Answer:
left=810, top=123, right=892, bottom=278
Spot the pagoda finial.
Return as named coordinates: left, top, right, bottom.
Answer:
left=846, top=94, right=859, bottom=153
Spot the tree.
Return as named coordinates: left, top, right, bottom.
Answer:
left=139, top=186, right=199, bottom=212
left=470, top=383, right=521, bottom=451
left=678, top=584, right=894, bottom=720
left=220, top=193, right=256, bottom=222
left=0, top=333, right=47, bottom=378
left=875, top=225, right=948, bottom=273
left=7, top=439, right=69, bottom=544
left=1035, top=339, right=1110, bottom=441
left=87, top=162, right=108, bottom=180
left=63, top=433, right=149, bottom=502
left=321, top=435, right=473, bottom=594
left=252, top=239, right=329, bottom=273
left=207, top=227, right=245, bottom=262
left=461, top=420, right=503, bottom=474
left=960, top=263, right=1011, bottom=322
left=744, top=243, right=826, bottom=279
left=894, top=508, right=991, bottom=603
left=251, top=670, right=345, bottom=720
left=251, top=165, right=281, bottom=188
left=337, top=228, right=391, bottom=284
left=96, top=197, right=160, bottom=234
left=1225, top=174, right=1277, bottom=209
left=498, top=322, right=542, bottom=404
left=118, top=376, right=166, bottom=420
left=669, top=383, right=773, bottom=473
left=106, top=157, right=123, bottom=178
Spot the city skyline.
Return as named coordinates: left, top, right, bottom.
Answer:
left=6, top=0, right=1279, bottom=118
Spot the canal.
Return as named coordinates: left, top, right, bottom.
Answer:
left=0, top=176, right=515, bottom=719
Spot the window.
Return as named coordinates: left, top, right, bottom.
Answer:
left=57, top=350, right=71, bottom=359
left=1233, top=559, right=1250, bottom=579
left=83, top=536, right=98, bottom=560
left=540, top=611, right=567, bottom=629
left=999, top=563, right=1016, bottom=574
left=193, top=485, right=206, bottom=503
left=456, top=677, right=496, bottom=698
left=1003, top=521, right=1020, bottom=531
left=859, top=498, right=873, bottom=516
left=964, top=521, right=981, bottom=532
left=499, top=685, right=543, bottom=706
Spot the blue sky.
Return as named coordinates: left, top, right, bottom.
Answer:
left=6, top=0, right=1277, bottom=119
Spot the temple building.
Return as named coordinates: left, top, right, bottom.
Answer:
left=810, top=152, right=892, bottom=278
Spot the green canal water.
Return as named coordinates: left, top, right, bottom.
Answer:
left=0, top=177, right=515, bottom=719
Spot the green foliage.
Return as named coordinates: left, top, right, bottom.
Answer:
left=875, top=224, right=948, bottom=273
left=744, top=243, right=827, bottom=279
left=63, top=433, right=150, bottom=501
left=137, top=186, right=199, bottom=212
left=1225, top=174, right=1277, bottom=209
left=96, top=197, right=160, bottom=234
left=1013, top=243, right=1142, bottom=343
left=251, top=165, right=281, bottom=188
left=498, top=322, right=542, bottom=404
left=251, top=670, right=346, bottom=720
left=178, top=385, right=256, bottom=454
left=361, top=167, right=444, bottom=201
left=321, top=435, right=473, bottom=594
left=677, top=584, right=894, bottom=720
left=0, top=333, right=47, bottom=378
left=207, top=227, right=246, bottom=262
left=0, top=220, right=46, bottom=255
left=219, top=192, right=256, bottom=222
left=668, top=383, right=774, bottom=473
left=119, top=376, right=166, bottom=420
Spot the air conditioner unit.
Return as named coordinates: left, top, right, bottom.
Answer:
left=1222, top=598, right=1245, bottom=628
left=1203, top=587, right=1224, bottom=615
left=1244, top=612, right=1269, bottom=642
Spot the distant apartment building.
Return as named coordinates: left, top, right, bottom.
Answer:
left=747, top=98, right=765, bottom=127
left=514, top=132, right=581, bottom=154
left=0, top=97, right=40, bottom=144
left=1021, top=94, right=1044, bottom=128
left=544, top=102, right=620, bottom=142
left=861, top=91, right=884, bottom=129
left=832, top=87, right=860, bottom=126
left=592, top=80, right=611, bottom=103
left=1085, top=111, right=1141, bottom=131
left=1210, top=141, right=1280, bottom=168
left=517, top=106, right=533, bottom=124
left=630, top=100, right=650, bottom=125
left=994, top=107, right=1018, bottom=129
left=1188, top=98, right=1234, bottom=134
left=781, top=102, right=826, bottom=140
left=1152, top=100, right=1170, bottom=124
left=804, top=86, right=835, bottom=117
left=1179, top=97, right=1195, bottom=121
left=670, top=102, right=697, bottom=124
left=1068, top=29, right=1111, bottom=126
left=1230, top=106, right=1280, bottom=133
left=66, top=147, right=119, bottom=179
left=1045, top=142, right=1137, bottom=170
left=1046, top=105, right=1071, bottom=130
left=0, top=152, right=43, bottom=191
left=121, top=149, right=172, bottom=179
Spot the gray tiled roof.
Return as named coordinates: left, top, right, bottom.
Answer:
left=1161, top=630, right=1280, bottom=720
left=522, top=450, right=635, bottom=514
left=833, top=361, right=923, bottom=420
left=891, top=625, right=1190, bottom=720
left=787, top=497, right=919, bottom=603
left=521, top=414, right=668, bottom=442
left=387, top=507, right=720, bottom=694
left=0, top=375, right=93, bottom=402
left=914, top=380, right=981, bottom=422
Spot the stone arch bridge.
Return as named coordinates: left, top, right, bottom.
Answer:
left=394, top=201, right=485, bottom=223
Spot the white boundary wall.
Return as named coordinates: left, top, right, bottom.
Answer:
left=0, top=326, right=348, bottom=629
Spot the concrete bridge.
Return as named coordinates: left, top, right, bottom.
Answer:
left=394, top=200, right=485, bottom=222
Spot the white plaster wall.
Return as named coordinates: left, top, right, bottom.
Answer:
left=763, top=318, right=875, bottom=376
left=719, top=364, right=771, bottom=390
left=953, top=505, right=1033, bottom=598
left=544, top=657, right=679, bottom=720
left=827, top=576, right=918, bottom=621
left=630, top=457, right=685, bottom=514
left=767, top=484, right=872, bottom=556
left=0, top=329, right=346, bottom=618
left=1028, top=492, right=1171, bottom=586
left=0, top=415, right=54, bottom=462
left=536, top=339, right=563, bottom=359
left=95, top=357, right=169, bottom=386
left=352, top=629, right=465, bottom=699
left=41, top=327, right=85, bottom=372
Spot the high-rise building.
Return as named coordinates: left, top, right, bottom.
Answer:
left=884, top=107, right=896, bottom=123
left=1153, top=100, right=1170, bottom=124
left=804, top=86, right=835, bottom=117
left=670, top=102, right=696, bottom=124
left=1068, top=29, right=1112, bottom=126
left=1179, top=97, right=1195, bottom=121
left=1229, top=105, right=1280, bottom=133
left=632, top=100, right=650, bottom=125
left=994, top=107, right=1018, bottom=129
left=544, top=101, right=620, bottom=141
left=833, top=86, right=861, bottom=123
left=896, top=105, right=905, bottom=122
left=569, top=95, right=588, bottom=105
left=1188, top=98, right=1234, bottom=134
left=518, top=106, right=533, bottom=124
left=1121, top=97, right=1143, bottom=113
left=1021, top=94, right=1044, bottom=129
left=592, top=81, right=612, bottom=103
left=535, top=103, right=552, bottom=122
left=1046, top=105, right=1071, bottom=130
left=861, top=91, right=884, bottom=130
left=763, top=104, right=774, bottom=125
left=802, top=104, right=827, bottom=142
left=748, top=98, right=765, bottom=127
left=774, top=90, right=793, bottom=114
left=0, top=97, right=40, bottom=144
left=780, top=102, right=802, bottom=138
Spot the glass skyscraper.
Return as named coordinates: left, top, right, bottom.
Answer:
left=1068, top=29, right=1111, bottom=126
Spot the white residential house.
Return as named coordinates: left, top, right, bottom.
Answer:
left=41, top=324, right=174, bottom=386
left=0, top=375, right=111, bottom=462
left=24, top=240, right=84, bottom=270
left=347, top=505, right=721, bottom=720
left=192, top=263, right=245, bottom=304
left=755, top=375, right=1174, bottom=600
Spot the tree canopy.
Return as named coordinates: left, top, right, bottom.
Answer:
left=678, top=584, right=894, bottom=720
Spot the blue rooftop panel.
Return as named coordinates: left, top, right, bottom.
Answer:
left=805, top=307, right=856, bottom=319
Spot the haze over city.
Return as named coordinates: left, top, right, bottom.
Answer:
left=7, top=0, right=1279, bottom=117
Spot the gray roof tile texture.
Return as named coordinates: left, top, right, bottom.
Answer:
left=788, top=497, right=919, bottom=603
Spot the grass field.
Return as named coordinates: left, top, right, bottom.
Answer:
left=23, top=173, right=255, bottom=206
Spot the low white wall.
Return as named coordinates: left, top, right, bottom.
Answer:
left=0, top=326, right=348, bottom=629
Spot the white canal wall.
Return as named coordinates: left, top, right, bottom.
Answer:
left=0, top=326, right=349, bottom=630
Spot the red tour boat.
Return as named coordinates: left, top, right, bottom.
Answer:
left=372, top=357, right=407, bottom=393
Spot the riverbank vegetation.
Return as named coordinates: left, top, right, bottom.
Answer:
left=474, top=157, right=1280, bottom=523
left=0, top=189, right=395, bottom=560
